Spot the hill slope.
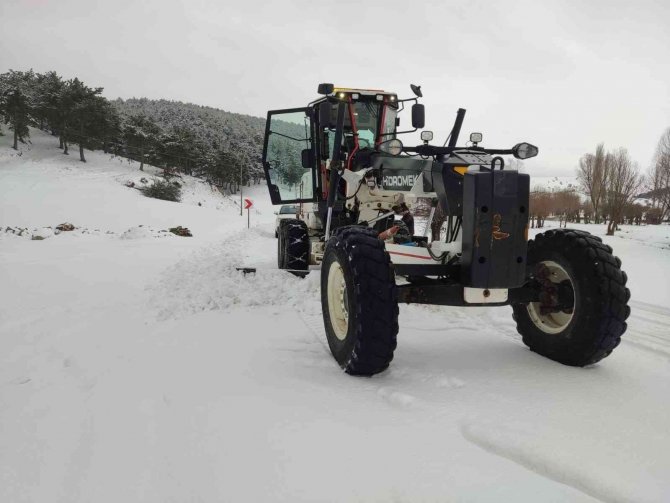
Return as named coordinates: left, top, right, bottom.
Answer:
left=112, top=97, right=265, bottom=182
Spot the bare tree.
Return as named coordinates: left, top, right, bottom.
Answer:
left=529, top=189, right=551, bottom=228
left=581, top=201, right=593, bottom=224
left=553, top=190, right=581, bottom=227
left=577, top=143, right=609, bottom=223
left=623, top=202, right=644, bottom=225
left=646, top=128, right=670, bottom=221
left=603, top=148, right=643, bottom=235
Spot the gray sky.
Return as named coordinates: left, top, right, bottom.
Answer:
left=2, top=0, right=668, bottom=176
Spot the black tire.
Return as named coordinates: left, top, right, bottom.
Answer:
left=277, top=224, right=285, bottom=268
left=278, top=219, right=309, bottom=271
left=321, top=226, right=398, bottom=376
left=512, top=228, right=630, bottom=366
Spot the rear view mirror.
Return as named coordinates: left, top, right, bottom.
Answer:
left=301, top=148, right=314, bottom=169
left=513, top=142, right=539, bottom=160
left=411, top=104, right=425, bottom=129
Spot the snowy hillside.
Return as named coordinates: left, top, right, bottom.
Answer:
left=0, top=129, right=271, bottom=239
left=2, top=132, right=670, bottom=502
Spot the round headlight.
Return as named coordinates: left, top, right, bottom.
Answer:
left=380, top=138, right=403, bottom=156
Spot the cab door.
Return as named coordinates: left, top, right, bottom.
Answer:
left=262, top=107, right=318, bottom=204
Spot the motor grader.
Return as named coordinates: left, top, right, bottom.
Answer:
left=262, top=83, right=630, bottom=376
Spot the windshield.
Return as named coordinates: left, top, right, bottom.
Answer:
left=352, top=101, right=381, bottom=148
left=280, top=205, right=298, bottom=214
left=324, top=98, right=398, bottom=153
left=381, top=104, right=397, bottom=141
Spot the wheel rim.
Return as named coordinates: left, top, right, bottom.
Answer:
left=327, top=261, right=349, bottom=341
left=526, top=260, right=575, bottom=334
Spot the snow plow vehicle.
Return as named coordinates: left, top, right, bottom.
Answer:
left=262, top=83, right=630, bottom=376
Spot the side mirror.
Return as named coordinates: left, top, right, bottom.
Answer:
left=411, top=104, right=425, bottom=129
left=318, top=101, right=332, bottom=128
left=317, top=83, right=334, bottom=95
left=301, top=148, right=314, bottom=169
left=512, top=142, right=539, bottom=160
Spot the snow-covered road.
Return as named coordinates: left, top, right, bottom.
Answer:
left=2, top=130, right=670, bottom=502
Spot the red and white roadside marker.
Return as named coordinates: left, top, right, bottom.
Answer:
left=244, top=198, right=253, bottom=227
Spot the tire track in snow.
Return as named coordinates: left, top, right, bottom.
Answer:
left=623, top=301, right=670, bottom=360
left=460, top=421, right=654, bottom=503
left=296, top=310, right=430, bottom=410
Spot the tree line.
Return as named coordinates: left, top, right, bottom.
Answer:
left=530, top=130, right=669, bottom=235
left=528, top=186, right=652, bottom=230
left=574, top=132, right=670, bottom=234
left=0, top=69, right=265, bottom=192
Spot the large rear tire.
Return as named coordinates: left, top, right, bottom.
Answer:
left=278, top=219, right=309, bottom=272
left=321, top=226, right=398, bottom=376
left=512, top=229, right=630, bottom=366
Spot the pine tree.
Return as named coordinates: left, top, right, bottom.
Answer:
left=66, top=81, right=104, bottom=162
left=122, top=115, right=161, bottom=170
left=0, top=70, right=36, bottom=149
left=33, top=71, right=63, bottom=134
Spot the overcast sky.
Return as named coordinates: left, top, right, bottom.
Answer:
left=1, top=0, right=668, bottom=175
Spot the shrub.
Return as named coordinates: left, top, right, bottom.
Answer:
left=142, top=178, right=181, bottom=202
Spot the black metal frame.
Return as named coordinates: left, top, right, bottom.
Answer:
left=396, top=279, right=541, bottom=307
left=262, top=106, right=319, bottom=205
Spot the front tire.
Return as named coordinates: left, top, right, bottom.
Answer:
left=512, top=229, right=630, bottom=366
left=321, top=226, right=398, bottom=376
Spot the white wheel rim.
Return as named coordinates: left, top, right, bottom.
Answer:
left=327, top=261, right=349, bottom=341
left=527, top=260, right=575, bottom=334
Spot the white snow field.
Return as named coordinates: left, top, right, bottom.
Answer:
left=2, top=129, right=670, bottom=503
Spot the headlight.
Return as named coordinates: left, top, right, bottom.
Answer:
left=513, top=142, right=539, bottom=160
left=379, top=138, right=403, bottom=156
left=421, top=130, right=434, bottom=142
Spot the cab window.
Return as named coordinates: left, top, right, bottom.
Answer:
left=264, top=109, right=314, bottom=202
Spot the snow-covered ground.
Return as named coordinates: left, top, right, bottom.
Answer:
left=2, top=130, right=670, bottom=502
